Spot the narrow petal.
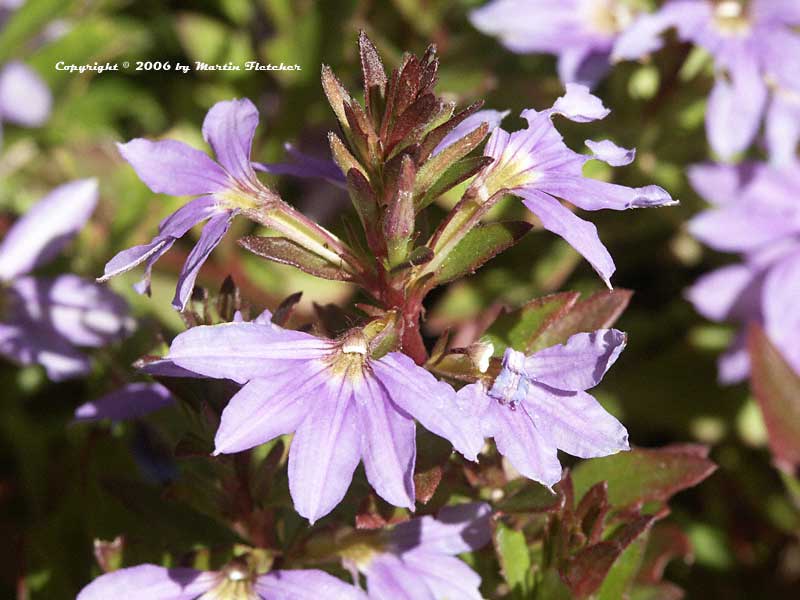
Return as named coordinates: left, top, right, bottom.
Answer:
left=171, top=211, right=233, bottom=310
left=518, top=188, right=615, bottom=287
left=214, top=368, right=326, bottom=455
left=718, top=332, right=750, bottom=385
left=524, top=329, right=626, bottom=391
left=357, top=376, right=416, bottom=510
left=11, top=274, right=132, bottom=347
left=254, top=143, right=346, bottom=187
left=585, top=139, right=635, bottom=166
left=288, top=378, right=361, bottom=523
left=706, top=58, right=767, bottom=162
left=0, top=61, right=51, bottom=126
left=0, top=179, right=97, bottom=280
left=550, top=83, right=610, bottom=123
left=558, top=47, right=610, bottom=88
left=167, top=322, right=325, bottom=383
left=524, top=385, right=629, bottom=459
left=484, top=399, right=562, bottom=488
left=766, top=94, right=800, bottom=167
left=685, top=264, right=762, bottom=322
left=365, top=555, right=435, bottom=600
left=255, top=570, right=366, bottom=600
left=432, top=109, right=509, bottom=156
left=201, top=98, right=259, bottom=183
left=391, top=502, right=492, bottom=555
left=688, top=203, right=796, bottom=253
left=117, top=138, right=229, bottom=196
left=74, top=382, right=174, bottom=422
left=536, top=175, right=676, bottom=211
left=401, top=551, right=483, bottom=600
left=763, top=252, right=800, bottom=374
left=0, top=321, right=90, bottom=381
left=687, top=162, right=749, bottom=206
left=76, top=565, right=216, bottom=600
left=372, top=352, right=483, bottom=461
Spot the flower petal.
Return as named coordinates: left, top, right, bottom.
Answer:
left=585, top=139, right=635, bottom=166
left=688, top=202, right=796, bottom=254
left=0, top=320, right=90, bottom=381
left=763, top=251, right=800, bottom=374
left=400, top=551, right=483, bottom=600
left=687, top=162, right=749, bottom=206
left=550, top=83, right=610, bottom=122
left=167, top=322, right=325, bottom=383
left=525, top=385, right=629, bottom=459
left=718, top=332, right=750, bottom=385
left=117, top=138, right=229, bottom=196
left=558, top=47, right=611, bottom=88
left=76, top=565, right=216, bottom=600
left=391, top=502, right=492, bottom=555
left=0, top=61, right=51, bottom=127
left=357, top=375, right=416, bottom=510
left=201, top=98, right=259, bottom=183
left=432, top=109, right=509, bottom=156
left=766, top=93, right=800, bottom=167
left=0, top=179, right=97, bottom=280
left=11, top=274, right=132, bottom=347
left=171, top=211, right=233, bottom=310
left=288, top=378, right=361, bottom=523
left=484, top=399, right=562, bottom=488
left=214, top=368, right=326, bottom=455
left=535, top=175, right=676, bottom=211
left=365, top=555, right=435, bottom=600
left=685, top=264, right=762, bottom=322
left=255, top=570, right=366, bottom=600
left=524, top=329, right=626, bottom=391
left=74, top=382, right=174, bottom=422
left=372, top=352, right=483, bottom=461
left=254, top=143, right=346, bottom=187
left=518, top=188, right=615, bottom=287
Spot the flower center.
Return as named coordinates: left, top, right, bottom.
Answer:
left=488, top=349, right=530, bottom=408
left=584, top=0, right=635, bottom=35
left=327, top=330, right=369, bottom=381
left=202, top=564, right=257, bottom=600
left=712, top=0, right=750, bottom=35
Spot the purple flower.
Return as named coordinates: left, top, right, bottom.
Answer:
left=686, top=162, right=800, bottom=382
left=160, top=321, right=482, bottom=523
left=0, top=60, right=51, bottom=144
left=458, top=330, right=629, bottom=488
left=0, top=180, right=133, bottom=380
left=77, top=563, right=366, bottom=600
left=342, top=502, right=491, bottom=600
left=470, top=0, right=644, bottom=87
left=100, top=98, right=279, bottom=311
left=74, top=382, right=174, bottom=422
left=614, top=0, right=800, bottom=163
left=471, top=84, right=676, bottom=287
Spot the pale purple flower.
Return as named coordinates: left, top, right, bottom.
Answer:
left=255, top=142, right=347, bottom=188
left=686, top=162, right=800, bottom=382
left=0, top=60, right=51, bottom=144
left=471, top=84, right=677, bottom=287
left=470, top=0, right=643, bottom=87
left=100, top=98, right=277, bottom=311
left=160, top=321, right=482, bottom=523
left=432, top=108, right=510, bottom=155
left=74, top=382, right=174, bottom=422
left=458, top=330, right=629, bottom=489
left=345, top=502, right=491, bottom=600
left=614, top=0, right=800, bottom=163
left=0, top=180, right=133, bottom=380
left=77, top=563, right=366, bottom=600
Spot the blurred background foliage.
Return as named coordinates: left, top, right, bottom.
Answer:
left=1, top=0, right=798, bottom=598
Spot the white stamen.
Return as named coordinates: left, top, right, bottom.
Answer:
left=716, top=0, right=743, bottom=19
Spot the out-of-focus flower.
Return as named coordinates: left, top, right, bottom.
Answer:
left=341, top=502, right=491, bottom=600
left=458, top=330, right=629, bottom=489
left=159, top=321, right=482, bottom=523
left=77, top=562, right=366, bottom=600
left=0, top=180, right=133, bottom=380
left=100, top=98, right=282, bottom=311
left=470, top=84, right=676, bottom=287
left=614, top=0, right=800, bottom=163
left=686, top=162, right=800, bottom=382
left=74, top=382, right=174, bottom=422
left=470, top=0, right=645, bottom=87
left=0, top=60, right=51, bottom=144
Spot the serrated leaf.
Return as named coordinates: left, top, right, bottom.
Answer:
left=748, top=324, right=800, bottom=471
left=530, top=289, right=632, bottom=352
left=434, top=221, right=531, bottom=285
left=495, top=522, right=534, bottom=598
left=418, top=100, right=484, bottom=161
left=415, top=122, right=489, bottom=196
left=484, top=292, right=580, bottom=357
left=416, top=155, right=494, bottom=211
left=239, top=236, right=354, bottom=282
left=596, top=528, right=650, bottom=600
left=497, top=479, right=563, bottom=514
left=572, top=445, right=717, bottom=510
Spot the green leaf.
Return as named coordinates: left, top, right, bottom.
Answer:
left=572, top=445, right=717, bottom=510
left=416, top=155, right=494, bottom=211
left=239, top=236, right=355, bottom=282
left=535, top=569, right=573, bottom=600
left=0, top=0, right=71, bottom=62
left=596, top=531, right=649, bottom=600
left=748, top=324, right=800, bottom=471
left=484, top=292, right=579, bottom=357
left=434, top=221, right=532, bottom=286
left=530, top=289, right=632, bottom=352
left=494, top=522, right=534, bottom=599
left=497, top=479, right=564, bottom=514
left=415, top=122, right=489, bottom=197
